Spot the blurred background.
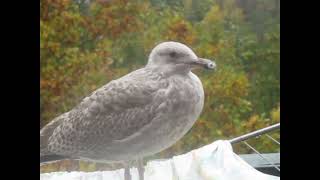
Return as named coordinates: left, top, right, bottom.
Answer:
left=40, top=0, right=280, bottom=172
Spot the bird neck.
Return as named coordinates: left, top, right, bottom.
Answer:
left=146, top=64, right=191, bottom=78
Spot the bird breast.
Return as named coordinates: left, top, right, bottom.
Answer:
left=160, top=72, right=204, bottom=136
left=130, top=72, right=205, bottom=157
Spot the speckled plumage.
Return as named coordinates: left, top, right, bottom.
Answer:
left=40, top=41, right=215, bottom=164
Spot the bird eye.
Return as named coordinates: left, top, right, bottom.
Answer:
left=169, top=51, right=177, bottom=58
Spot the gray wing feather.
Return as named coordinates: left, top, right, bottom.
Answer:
left=40, top=113, right=68, bottom=156
left=45, top=68, right=168, bottom=157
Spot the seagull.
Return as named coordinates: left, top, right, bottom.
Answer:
left=40, top=41, right=216, bottom=180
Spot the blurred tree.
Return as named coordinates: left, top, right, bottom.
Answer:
left=40, top=0, right=280, bottom=172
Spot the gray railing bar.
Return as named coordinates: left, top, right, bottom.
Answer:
left=229, top=123, right=280, bottom=144
left=265, top=134, right=280, bottom=145
left=243, top=141, right=280, bottom=172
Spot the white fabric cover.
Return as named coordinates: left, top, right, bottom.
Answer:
left=40, top=140, right=280, bottom=180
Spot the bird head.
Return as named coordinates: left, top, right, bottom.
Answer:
left=147, top=41, right=216, bottom=73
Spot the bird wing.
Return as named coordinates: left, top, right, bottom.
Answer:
left=40, top=113, right=68, bottom=156
left=46, top=68, right=169, bottom=156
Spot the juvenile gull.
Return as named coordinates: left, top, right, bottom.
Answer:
left=40, top=41, right=216, bottom=180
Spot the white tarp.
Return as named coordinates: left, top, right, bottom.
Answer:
left=40, top=140, right=280, bottom=180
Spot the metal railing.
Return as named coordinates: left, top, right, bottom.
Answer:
left=229, top=123, right=280, bottom=174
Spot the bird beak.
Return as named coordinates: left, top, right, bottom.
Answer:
left=190, top=58, right=216, bottom=70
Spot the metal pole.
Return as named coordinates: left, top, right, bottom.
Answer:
left=266, top=134, right=280, bottom=145
left=242, top=141, right=280, bottom=171
left=229, top=123, right=280, bottom=144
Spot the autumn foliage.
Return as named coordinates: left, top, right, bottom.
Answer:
left=40, top=0, right=280, bottom=172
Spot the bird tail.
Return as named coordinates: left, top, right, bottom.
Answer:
left=40, top=114, right=70, bottom=164
left=40, top=154, right=69, bottom=164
